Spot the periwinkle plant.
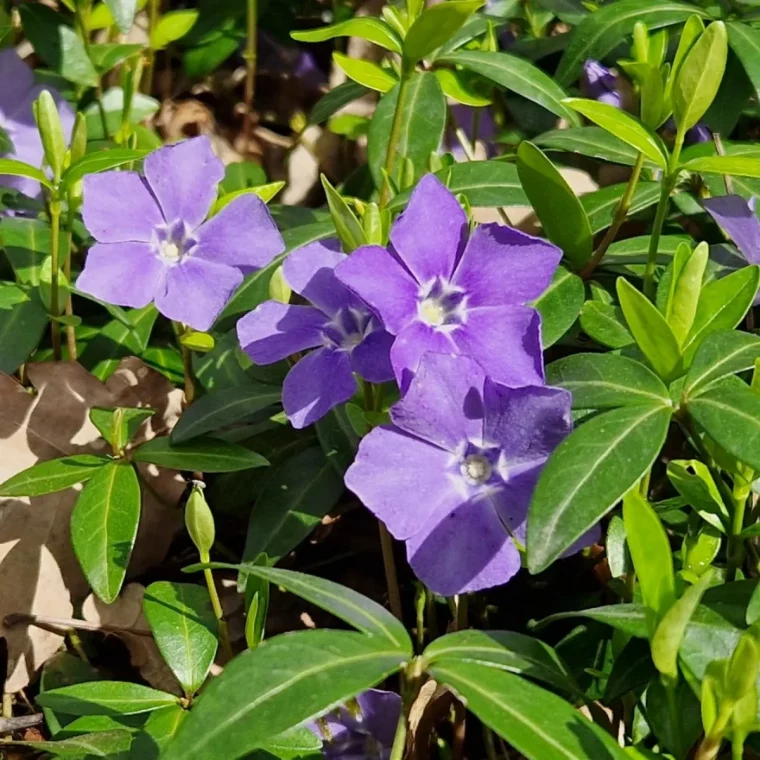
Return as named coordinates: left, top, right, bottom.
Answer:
left=4, top=2, right=760, bottom=760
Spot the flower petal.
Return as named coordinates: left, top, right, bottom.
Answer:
left=335, top=245, right=418, bottom=333
left=356, top=690, right=402, bottom=749
left=452, top=305, right=544, bottom=386
left=407, top=497, right=520, bottom=595
left=77, top=242, right=164, bottom=308
left=82, top=172, right=163, bottom=243
left=703, top=195, right=760, bottom=264
left=391, top=352, right=485, bottom=451
left=345, top=425, right=460, bottom=540
left=237, top=302, right=326, bottom=365
left=389, top=174, right=467, bottom=283
left=389, top=322, right=457, bottom=393
left=156, top=257, right=242, bottom=331
left=350, top=329, right=394, bottom=383
left=143, top=136, right=223, bottom=228
left=194, top=193, right=285, bottom=273
left=283, top=347, right=356, bottom=429
left=0, top=50, right=35, bottom=116
left=452, top=223, right=561, bottom=307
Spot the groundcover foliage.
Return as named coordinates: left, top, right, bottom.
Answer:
left=5, top=0, right=760, bottom=757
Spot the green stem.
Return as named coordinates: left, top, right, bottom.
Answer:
left=173, top=322, right=196, bottom=405
left=201, top=552, right=233, bottom=661
left=388, top=703, right=408, bottom=760
left=379, top=522, right=403, bottom=621
left=145, top=0, right=160, bottom=95
left=694, top=704, right=732, bottom=760
left=581, top=152, right=646, bottom=279
left=728, top=479, right=751, bottom=582
left=63, top=203, right=77, bottom=361
left=664, top=679, right=682, bottom=758
left=380, top=66, right=413, bottom=207
left=50, top=198, right=62, bottom=361
left=732, top=733, right=745, bottom=760
left=242, top=0, right=258, bottom=150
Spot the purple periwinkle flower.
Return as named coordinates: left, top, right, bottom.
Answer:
left=686, top=123, right=712, bottom=145
left=309, top=689, right=401, bottom=760
left=237, top=240, right=394, bottom=429
left=335, top=174, right=561, bottom=391
left=77, top=136, right=285, bottom=331
left=582, top=60, right=622, bottom=108
left=445, top=104, right=497, bottom=161
left=345, top=352, right=574, bottom=595
left=0, top=49, right=75, bottom=200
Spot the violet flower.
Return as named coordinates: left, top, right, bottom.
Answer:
left=582, top=60, right=622, bottom=108
left=309, top=689, right=401, bottom=760
left=445, top=104, right=497, bottom=161
left=335, top=174, right=560, bottom=391
left=345, top=352, right=577, bottom=595
left=77, top=136, right=284, bottom=331
left=237, top=240, right=394, bottom=429
left=0, top=49, right=75, bottom=200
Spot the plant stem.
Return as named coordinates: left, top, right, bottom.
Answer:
left=714, top=132, right=735, bottom=196
left=50, top=199, right=62, bottom=361
left=728, top=479, right=751, bottom=582
left=581, top=152, right=645, bottom=279
left=63, top=204, right=77, bottom=361
left=242, top=0, right=258, bottom=151
left=388, top=700, right=408, bottom=760
left=664, top=679, right=682, bottom=759
left=732, top=734, right=745, bottom=760
left=145, top=0, right=160, bottom=95
left=173, top=322, right=196, bottom=405
left=694, top=704, right=732, bottom=760
left=201, top=554, right=233, bottom=661
left=379, top=522, right=403, bottom=621
left=454, top=593, right=468, bottom=631
left=380, top=66, right=413, bottom=207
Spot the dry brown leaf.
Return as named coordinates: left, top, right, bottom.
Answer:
left=0, top=360, right=184, bottom=692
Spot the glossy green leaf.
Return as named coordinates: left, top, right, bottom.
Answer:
left=527, top=404, right=672, bottom=573
left=673, top=21, right=728, bottom=133
left=132, top=436, right=268, bottom=472
left=555, top=0, right=708, bottom=86
left=403, top=0, right=484, bottom=64
left=517, top=142, right=592, bottom=269
left=0, top=290, right=49, bottom=372
left=160, top=630, right=406, bottom=760
left=367, top=72, right=446, bottom=188
left=150, top=9, right=198, bottom=49
left=171, top=385, right=281, bottom=443
left=292, top=17, right=401, bottom=54
left=434, top=69, right=491, bottom=107
left=582, top=182, right=661, bottom=234
left=308, top=82, right=368, bottom=126
left=606, top=515, right=631, bottom=580
left=579, top=301, right=634, bottom=349
left=563, top=99, right=667, bottom=169
left=727, top=21, right=760, bottom=102
left=430, top=661, right=629, bottom=760
left=603, top=638, right=653, bottom=702
left=90, top=407, right=155, bottom=453
left=682, top=154, right=760, bottom=179
left=0, top=158, right=52, bottom=189
left=104, top=0, right=137, bottom=34
left=652, top=570, right=714, bottom=680
left=321, top=175, right=366, bottom=252
left=37, top=681, right=180, bottom=716
left=4, top=729, right=133, bottom=758
left=130, top=704, right=187, bottom=760
left=88, top=43, right=142, bottom=75
left=681, top=265, right=760, bottom=366
left=546, top=353, right=671, bottom=410
left=143, top=582, right=218, bottom=697
left=241, top=447, right=343, bottom=564
left=617, top=278, right=682, bottom=382
left=332, top=52, right=397, bottom=93
left=254, top=727, right=322, bottom=760
left=71, top=460, right=141, bottom=604
left=441, top=49, right=580, bottom=126
left=63, top=149, right=150, bottom=187
left=532, top=265, right=584, bottom=347
left=667, top=460, right=729, bottom=533
left=424, top=630, right=579, bottom=696
left=664, top=242, right=709, bottom=345
left=535, top=126, right=644, bottom=167
left=195, top=563, right=411, bottom=651
left=623, top=489, right=677, bottom=635
left=684, top=330, right=760, bottom=398
left=0, top=454, right=108, bottom=497
left=688, top=377, right=760, bottom=472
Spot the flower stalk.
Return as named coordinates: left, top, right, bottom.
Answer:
left=49, top=197, right=62, bottom=361
left=242, top=0, right=258, bottom=151
left=380, top=65, right=413, bottom=207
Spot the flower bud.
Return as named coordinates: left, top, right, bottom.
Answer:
left=33, top=90, right=66, bottom=185
left=726, top=633, right=760, bottom=703
left=185, top=483, right=215, bottom=559
left=69, top=112, right=88, bottom=166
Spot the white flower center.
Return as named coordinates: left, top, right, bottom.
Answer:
left=461, top=454, right=492, bottom=485
left=418, top=298, right=446, bottom=326
left=159, top=241, right=181, bottom=262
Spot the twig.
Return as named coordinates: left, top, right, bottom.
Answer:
left=0, top=713, right=44, bottom=733
left=4, top=612, right=152, bottom=637
left=379, top=522, right=403, bottom=621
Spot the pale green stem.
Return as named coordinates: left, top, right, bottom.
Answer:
left=243, top=0, right=258, bottom=149
left=63, top=203, right=77, bottom=361
left=50, top=199, right=62, bottom=361
left=201, top=552, right=233, bottom=661
left=145, top=0, right=160, bottom=94
left=379, top=66, right=413, bottom=207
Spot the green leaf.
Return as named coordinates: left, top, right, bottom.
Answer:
left=0, top=218, right=57, bottom=285
left=563, top=99, right=667, bottom=169
left=434, top=69, right=492, bottom=107
left=150, top=9, right=198, bottom=49
left=430, top=661, right=629, bottom=760
left=579, top=301, right=634, bottom=349
left=211, top=183, right=285, bottom=215
left=90, top=407, right=155, bottom=452
left=403, top=0, right=484, bottom=64
left=682, top=154, right=760, bottom=179
left=0, top=454, right=108, bottom=497
left=292, top=17, right=402, bottom=54
left=535, top=126, right=646, bottom=167
left=532, top=265, right=584, bottom=347
left=662, top=241, right=709, bottom=346
left=604, top=638, right=654, bottom=702
left=241, top=447, right=343, bottom=564
left=667, top=460, right=729, bottom=533
left=516, top=142, right=592, bottom=270
left=63, top=149, right=150, bottom=187
left=171, top=384, right=281, bottom=443
left=582, top=182, right=661, bottom=234
left=3, top=729, right=133, bottom=758
left=143, top=582, right=218, bottom=697
left=332, top=52, right=397, bottom=93
left=680, top=265, right=760, bottom=366
left=688, top=377, right=760, bottom=472
left=423, top=630, right=579, bottom=696
left=132, top=436, right=269, bottom=473
left=623, top=489, right=677, bottom=634
left=34, top=90, right=66, bottom=183
left=727, top=21, right=760, bottom=102
left=617, top=277, right=682, bottom=382
left=684, top=330, right=760, bottom=398
left=527, top=404, right=672, bottom=573
left=673, top=21, right=728, bottom=133
left=255, top=727, right=322, bottom=760
left=652, top=570, right=715, bottom=680
left=104, top=0, right=137, bottom=34
left=367, top=71, right=446, bottom=188
left=194, top=563, right=411, bottom=652
left=130, top=704, right=187, bottom=760
left=555, top=0, right=708, bottom=86
left=37, top=682, right=180, bottom=716
left=546, top=353, right=671, bottom=410
left=159, top=631, right=407, bottom=760
left=0, top=158, right=53, bottom=189
left=71, top=460, right=141, bottom=604
left=440, top=49, right=580, bottom=126
left=320, top=175, right=367, bottom=252
left=0, top=290, right=48, bottom=372
left=308, top=81, right=368, bottom=126
left=19, top=4, right=99, bottom=87
left=88, top=42, right=143, bottom=74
